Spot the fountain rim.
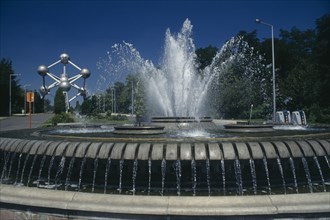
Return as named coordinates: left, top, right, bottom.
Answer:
left=112, top=125, right=166, bottom=135
left=31, top=129, right=330, bottom=143
left=1, top=185, right=329, bottom=217
left=151, top=116, right=213, bottom=123
left=114, top=125, right=165, bottom=130
left=224, top=124, right=274, bottom=129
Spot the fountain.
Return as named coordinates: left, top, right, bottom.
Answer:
left=97, top=19, right=247, bottom=118
left=1, top=20, right=330, bottom=219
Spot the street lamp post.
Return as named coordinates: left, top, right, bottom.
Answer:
left=111, top=87, right=116, bottom=113
left=23, top=84, right=31, bottom=115
left=131, top=81, right=134, bottom=115
left=256, top=18, right=276, bottom=122
left=9, top=74, right=21, bottom=116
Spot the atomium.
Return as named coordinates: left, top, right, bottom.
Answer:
left=37, top=53, right=91, bottom=110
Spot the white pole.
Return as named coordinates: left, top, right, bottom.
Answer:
left=249, top=104, right=254, bottom=124
left=112, top=88, right=114, bottom=113
left=271, top=25, right=276, bottom=122
left=131, top=81, right=134, bottom=115
left=9, top=75, right=11, bottom=116
left=24, top=87, right=26, bottom=114
left=114, top=88, right=116, bottom=113
left=256, top=19, right=276, bottom=122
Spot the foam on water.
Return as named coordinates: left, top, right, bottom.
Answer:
left=273, top=125, right=307, bottom=130
left=51, top=127, right=114, bottom=134
left=174, top=129, right=214, bottom=138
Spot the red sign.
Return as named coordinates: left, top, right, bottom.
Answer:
left=27, top=92, right=34, bottom=102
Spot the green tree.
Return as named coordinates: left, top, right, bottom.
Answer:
left=208, top=36, right=271, bottom=119
left=80, top=97, right=93, bottom=115
left=54, top=88, right=66, bottom=114
left=195, top=45, right=217, bottom=70
left=75, top=100, right=81, bottom=112
left=114, top=81, right=128, bottom=113
left=91, top=95, right=99, bottom=114
left=254, top=14, right=330, bottom=123
left=33, top=90, right=44, bottom=113
left=0, top=58, right=23, bottom=116
left=43, top=98, right=52, bottom=112
left=308, top=14, right=330, bottom=122
left=236, top=30, right=261, bottom=52
left=313, top=14, right=330, bottom=109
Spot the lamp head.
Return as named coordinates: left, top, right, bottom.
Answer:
left=255, top=18, right=261, bottom=23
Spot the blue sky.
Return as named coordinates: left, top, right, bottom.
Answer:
left=1, top=0, right=329, bottom=103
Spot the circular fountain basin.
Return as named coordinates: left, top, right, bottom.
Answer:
left=224, top=123, right=274, bottom=133
left=1, top=126, right=330, bottom=219
left=151, top=116, right=213, bottom=123
left=113, top=125, right=165, bottom=135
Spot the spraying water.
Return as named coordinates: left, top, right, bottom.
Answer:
left=97, top=19, right=264, bottom=117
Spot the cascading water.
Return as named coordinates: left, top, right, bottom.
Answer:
left=19, top=154, right=31, bottom=185
left=289, top=157, right=299, bottom=193
left=148, top=158, right=152, bottom=195
left=301, top=157, right=313, bottom=193
left=276, top=157, right=287, bottom=194
left=65, top=156, right=75, bottom=191
left=104, top=157, right=111, bottom=194
left=9, top=153, right=16, bottom=180
left=78, top=157, right=87, bottom=191
left=234, top=159, right=243, bottom=195
left=313, top=156, right=326, bottom=192
left=47, top=155, right=55, bottom=187
left=132, top=159, right=138, bottom=195
left=191, top=159, right=197, bottom=196
left=37, top=155, right=47, bottom=187
left=249, top=159, right=257, bottom=195
left=92, top=158, right=99, bottom=192
left=54, top=156, right=65, bottom=189
left=220, top=159, right=226, bottom=195
left=1, top=153, right=9, bottom=182
left=206, top=159, right=211, bottom=196
left=14, top=153, right=23, bottom=185
left=118, top=159, right=124, bottom=193
left=175, top=159, right=182, bottom=196
left=262, top=157, right=272, bottom=194
left=0, top=139, right=329, bottom=196
left=27, top=154, right=38, bottom=186
left=161, top=158, right=166, bottom=196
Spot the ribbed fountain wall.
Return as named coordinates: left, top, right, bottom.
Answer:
left=1, top=137, right=329, bottom=196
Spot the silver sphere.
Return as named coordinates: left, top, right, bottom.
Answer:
left=59, top=74, right=71, bottom=91
left=60, top=53, right=70, bottom=64
left=39, top=85, right=49, bottom=96
left=80, top=68, right=91, bottom=79
left=37, top=65, right=48, bottom=76
left=79, top=88, right=87, bottom=97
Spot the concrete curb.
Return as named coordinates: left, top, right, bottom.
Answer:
left=1, top=185, right=329, bottom=217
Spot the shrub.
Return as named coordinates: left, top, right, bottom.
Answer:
left=109, top=114, right=127, bottom=121
left=54, top=88, right=66, bottom=114
left=51, top=113, right=74, bottom=124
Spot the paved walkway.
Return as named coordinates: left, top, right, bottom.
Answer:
left=0, top=113, right=53, bottom=131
